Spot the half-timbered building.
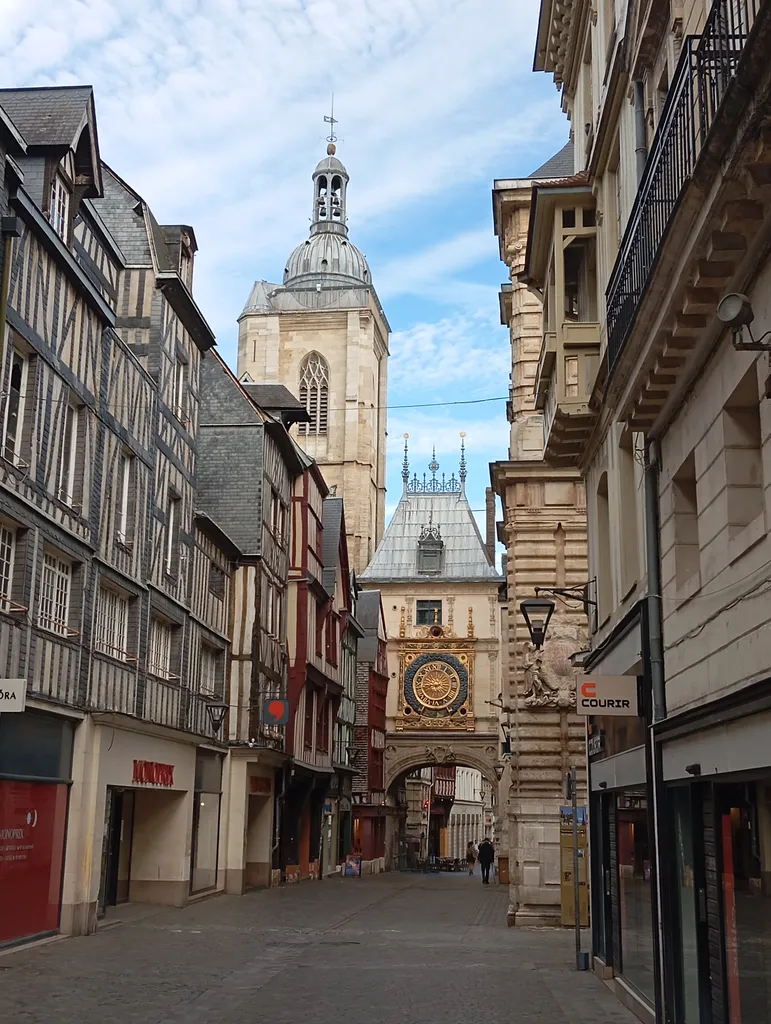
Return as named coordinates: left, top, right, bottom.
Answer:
left=196, top=350, right=304, bottom=892
left=0, top=86, right=238, bottom=945
left=283, top=468, right=357, bottom=881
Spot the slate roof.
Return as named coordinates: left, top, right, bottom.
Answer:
left=321, top=497, right=344, bottom=595
left=528, top=140, right=574, bottom=179
left=240, top=383, right=310, bottom=425
left=241, top=280, right=278, bottom=316
left=360, top=492, right=501, bottom=583
left=0, top=86, right=94, bottom=147
left=356, top=589, right=382, bottom=664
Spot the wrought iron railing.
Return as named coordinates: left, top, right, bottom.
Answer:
left=606, top=0, right=760, bottom=371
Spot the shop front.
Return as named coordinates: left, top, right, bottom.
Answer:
left=658, top=688, right=771, bottom=1024
left=584, top=605, right=658, bottom=1023
left=0, top=708, right=75, bottom=946
left=352, top=799, right=387, bottom=873
left=92, top=722, right=196, bottom=915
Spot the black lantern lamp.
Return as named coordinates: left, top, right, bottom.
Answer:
left=520, top=597, right=555, bottom=649
left=205, top=701, right=229, bottom=735
left=494, top=763, right=505, bottom=782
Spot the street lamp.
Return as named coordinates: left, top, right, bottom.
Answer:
left=493, top=763, right=505, bottom=782
left=205, top=701, right=229, bottom=735
left=520, top=597, right=555, bottom=649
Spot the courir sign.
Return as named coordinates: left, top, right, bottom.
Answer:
left=575, top=675, right=639, bottom=716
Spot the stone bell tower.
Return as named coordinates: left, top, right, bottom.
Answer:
left=237, top=121, right=389, bottom=574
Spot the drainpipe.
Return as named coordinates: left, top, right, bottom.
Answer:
left=644, top=440, right=665, bottom=723
left=644, top=438, right=668, bottom=1021
left=634, top=81, right=648, bottom=185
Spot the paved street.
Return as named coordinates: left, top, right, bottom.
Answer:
left=1, top=873, right=636, bottom=1024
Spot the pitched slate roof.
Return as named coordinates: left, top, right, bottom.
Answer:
left=360, top=492, right=501, bottom=583
left=241, top=280, right=279, bottom=316
left=0, top=86, right=94, bottom=147
left=240, top=382, right=310, bottom=426
left=528, top=140, right=574, bottom=179
left=321, top=496, right=344, bottom=595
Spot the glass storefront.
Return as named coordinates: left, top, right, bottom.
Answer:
left=617, top=789, right=655, bottom=1003
left=0, top=711, right=74, bottom=945
left=671, top=786, right=701, bottom=1024
left=190, top=751, right=222, bottom=894
left=718, top=779, right=771, bottom=1023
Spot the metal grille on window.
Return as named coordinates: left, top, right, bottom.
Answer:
left=297, top=352, right=329, bottom=435
left=39, top=553, right=71, bottom=635
left=149, top=619, right=172, bottom=679
left=95, top=587, right=129, bottom=660
left=0, top=526, right=14, bottom=610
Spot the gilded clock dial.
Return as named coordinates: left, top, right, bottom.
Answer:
left=413, top=661, right=460, bottom=709
left=403, top=652, right=469, bottom=718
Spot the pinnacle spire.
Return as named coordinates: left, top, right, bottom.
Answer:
left=459, top=432, right=467, bottom=495
left=402, top=434, right=410, bottom=496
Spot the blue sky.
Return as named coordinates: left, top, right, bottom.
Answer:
left=1, top=0, right=569, bottom=543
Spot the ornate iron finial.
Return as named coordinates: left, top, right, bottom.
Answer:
left=459, top=432, right=467, bottom=486
left=324, top=94, right=338, bottom=146
left=428, top=446, right=439, bottom=478
left=402, top=433, right=410, bottom=494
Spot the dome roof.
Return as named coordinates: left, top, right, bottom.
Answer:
left=283, top=232, right=370, bottom=287
left=313, top=154, right=348, bottom=177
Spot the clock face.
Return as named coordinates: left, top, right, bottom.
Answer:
left=403, top=652, right=468, bottom=719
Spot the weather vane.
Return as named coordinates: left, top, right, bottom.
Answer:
left=324, top=94, right=338, bottom=145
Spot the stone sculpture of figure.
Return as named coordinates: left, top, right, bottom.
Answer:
left=522, top=644, right=560, bottom=706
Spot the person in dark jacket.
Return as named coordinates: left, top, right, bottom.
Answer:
left=477, top=838, right=494, bottom=885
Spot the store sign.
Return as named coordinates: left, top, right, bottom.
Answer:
left=588, top=731, right=605, bottom=756
left=575, top=675, right=638, bottom=716
left=249, top=776, right=271, bottom=795
left=132, top=760, right=174, bottom=786
left=0, top=679, right=26, bottom=713
left=0, top=780, right=68, bottom=943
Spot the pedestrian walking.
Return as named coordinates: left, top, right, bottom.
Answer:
left=466, top=841, right=477, bottom=875
left=477, top=837, right=494, bottom=885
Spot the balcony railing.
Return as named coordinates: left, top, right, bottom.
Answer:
left=606, top=0, right=759, bottom=371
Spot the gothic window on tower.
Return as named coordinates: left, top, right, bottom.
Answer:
left=298, top=352, right=329, bottom=436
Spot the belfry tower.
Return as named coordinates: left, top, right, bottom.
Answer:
left=237, top=128, right=390, bottom=574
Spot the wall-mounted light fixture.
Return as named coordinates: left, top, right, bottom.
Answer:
left=717, top=293, right=771, bottom=350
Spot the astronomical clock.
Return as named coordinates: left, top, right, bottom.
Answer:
left=397, top=621, right=475, bottom=731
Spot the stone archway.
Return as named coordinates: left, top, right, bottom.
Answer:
left=384, top=736, right=500, bottom=793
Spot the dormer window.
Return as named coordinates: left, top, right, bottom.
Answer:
left=49, top=175, right=70, bottom=241
left=417, top=522, right=443, bottom=575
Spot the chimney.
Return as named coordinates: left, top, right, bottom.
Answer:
left=485, top=487, right=496, bottom=566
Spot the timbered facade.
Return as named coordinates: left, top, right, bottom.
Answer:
left=196, top=349, right=304, bottom=893
left=0, top=87, right=237, bottom=945
left=282, top=469, right=357, bottom=881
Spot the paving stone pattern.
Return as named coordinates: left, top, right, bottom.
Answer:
left=1, top=873, right=637, bottom=1024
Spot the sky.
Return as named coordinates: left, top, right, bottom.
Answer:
left=1, top=0, right=569, bottom=549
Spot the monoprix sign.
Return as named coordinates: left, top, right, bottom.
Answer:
left=575, top=675, right=639, bottom=716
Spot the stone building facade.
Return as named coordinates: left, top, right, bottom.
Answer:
left=360, top=440, right=504, bottom=867
left=526, top=0, right=771, bottom=1020
left=491, top=146, right=589, bottom=927
left=237, top=143, right=389, bottom=574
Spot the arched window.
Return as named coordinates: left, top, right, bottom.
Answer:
left=298, top=352, right=329, bottom=436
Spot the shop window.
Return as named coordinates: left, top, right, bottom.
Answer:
left=673, top=451, right=700, bottom=588
left=39, top=552, right=73, bottom=637
left=416, top=600, right=442, bottom=626
left=616, top=789, right=655, bottom=1004
left=595, top=473, right=612, bottom=624
left=723, top=367, right=764, bottom=537
left=94, top=585, right=131, bottom=661
left=190, top=751, right=222, bottom=894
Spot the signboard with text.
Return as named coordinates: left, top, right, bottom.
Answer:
left=575, top=675, right=639, bottom=716
left=0, top=679, right=26, bottom=713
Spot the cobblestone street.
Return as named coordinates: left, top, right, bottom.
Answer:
left=2, top=873, right=636, bottom=1024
